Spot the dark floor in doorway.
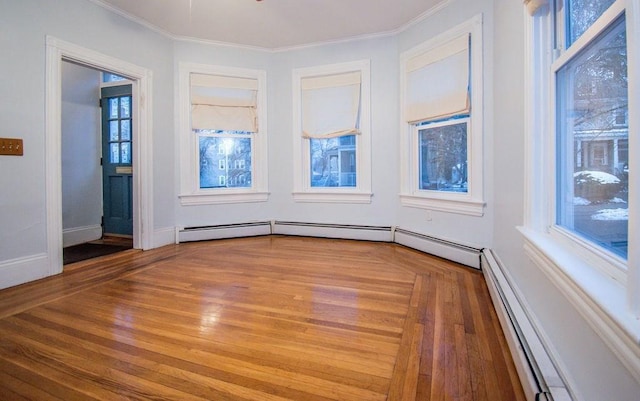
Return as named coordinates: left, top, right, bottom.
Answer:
left=63, top=242, right=131, bottom=265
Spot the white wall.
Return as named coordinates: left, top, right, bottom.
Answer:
left=491, top=0, right=640, bottom=400
left=61, top=61, right=102, bottom=246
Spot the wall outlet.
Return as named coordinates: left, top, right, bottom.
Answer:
left=0, top=138, right=24, bottom=156
left=425, top=210, right=432, bottom=221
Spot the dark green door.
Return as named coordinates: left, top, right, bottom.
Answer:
left=101, top=85, right=133, bottom=236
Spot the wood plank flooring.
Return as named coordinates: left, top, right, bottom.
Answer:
left=0, top=235, right=525, bottom=401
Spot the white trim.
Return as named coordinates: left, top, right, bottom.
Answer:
left=177, top=63, right=269, bottom=206
left=273, top=221, right=392, bottom=242
left=88, top=0, right=453, bottom=53
left=45, top=37, right=154, bottom=283
left=62, top=225, right=103, bottom=247
left=520, top=227, right=640, bottom=385
left=626, top=0, right=640, bottom=318
left=399, top=15, right=484, bottom=216
left=179, top=192, right=269, bottom=206
left=399, top=194, right=485, bottom=216
left=153, top=227, right=177, bottom=248
left=0, top=253, right=49, bottom=291
left=292, top=60, right=372, bottom=203
left=482, top=249, right=576, bottom=401
left=394, top=228, right=480, bottom=268
left=292, top=191, right=372, bottom=204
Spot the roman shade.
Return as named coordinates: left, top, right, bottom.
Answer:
left=191, top=73, right=258, bottom=132
left=405, top=33, right=470, bottom=124
left=301, top=71, right=361, bottom=139
left=523, top=0, right=549, bottom=15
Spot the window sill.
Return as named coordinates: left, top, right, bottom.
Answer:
left=179, top=191, right=269, bottom=206
left=292, top=191, right=372, bottom=204
left=400, top=194, right=485, bottom=216
left=518, top=226, right=640, bottom=383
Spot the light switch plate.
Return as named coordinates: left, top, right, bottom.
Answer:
left=0, top=138, right=24, bottom=156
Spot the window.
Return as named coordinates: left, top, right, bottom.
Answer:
left=178, top=63, right=268, bottom=205
left=399, top=15, right=484, bottom=216
left=523, top=0, right=639, bottom=379
left=556, top=11, right=628, bottom=259
left=292, top=60, right=371, bottom=203
left=418, top=118, right=469, bottom=192
left=102, top=72, right=127, bottom=83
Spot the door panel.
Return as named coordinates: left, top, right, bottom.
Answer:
left=101, top=84, right=133, bottom=236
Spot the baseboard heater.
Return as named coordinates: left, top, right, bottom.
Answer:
left=394, top=228, right=481, bottom=269
left=177, top=221, right=272, bottom=243
left=272, top=221, right=393, bottom=242
left=481, top=249, right=572, bottom=401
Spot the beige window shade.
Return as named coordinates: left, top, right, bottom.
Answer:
left=523, top=0, right=549, bottom=15
left=190, top=73, right=258, bottom=132
left=405, top=34, right=470, bottom=124
left=302, top=71, right=361, bottom=139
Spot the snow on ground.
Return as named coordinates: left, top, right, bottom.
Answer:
left=574, top=170, right=620, bottom=184
left=610, top=197, right=627, bottom=204
left=573, top=197, right=591, bottom=206
left=591, top=208, right=629, bottom=221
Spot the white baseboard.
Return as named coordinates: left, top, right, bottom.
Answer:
left=0, top=253, right=50, bottom=290
left=63, top=224, right=102, bottom=247
left=272, top=221, right=393, bottom=242
left=394, top=228, right=481, bottom=269
left=482, top=249, right=573, bottom=401
left=178, top=221, right=272, bottom=243
left=153, top=227, right=176, bottom=248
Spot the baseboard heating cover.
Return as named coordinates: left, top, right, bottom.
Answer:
left=177, top=221, right=272, bottom=243
left=393, top=228, right=481, bottom=269
left=272, top=221, right=393, bottom=242
left=481, top=249, right=572, bottom=401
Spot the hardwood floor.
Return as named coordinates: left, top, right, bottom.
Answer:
left=0, top=236, right=525, bottom=401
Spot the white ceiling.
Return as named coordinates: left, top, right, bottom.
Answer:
left=94, top=0, right=448, bottom=50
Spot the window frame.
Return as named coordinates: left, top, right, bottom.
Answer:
left=399, top=15, right=485, bottom=216
left=178, top=62, right=269, bottom=205
left=291, top=60, right=372, bottom=204
left=521, top=0, right=640, bottom=382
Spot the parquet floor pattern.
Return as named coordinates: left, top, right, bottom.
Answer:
left=0, top=235, right=525, bottom=401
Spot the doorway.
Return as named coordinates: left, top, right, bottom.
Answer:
left=61, top=65, right=134, bottom=264
left=46, top=37, right=154, bottom=277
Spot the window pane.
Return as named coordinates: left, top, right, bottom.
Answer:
left=199, top=136, right=252, bottom=189
left=418, top=121, right=468, bottom=192
left=109, top=121, right=119, bottom=142
left=120, top=142, right=131, bottom=164
left=109, top=98, right=118, bottom=119
left=102, top=72, right=127, bottom=83
left=120, top=120, right=131, bottom=141
left=120, top=96, right=131, bottom=118
left=567, top=0, right=616, bottom=46
left=557, top=16, right=628, bottom=258
left=310, top=135, right=356, bottom=187
left=110, top=143, right=120, bottom=163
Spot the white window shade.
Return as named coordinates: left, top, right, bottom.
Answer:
left=191, top=73, right=258, bottom=132
left=302, top=71, right=361, bottom=138
left=405, top=34, right=470, bottom=124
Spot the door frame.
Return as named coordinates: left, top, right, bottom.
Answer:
left=45, top=36, right=154, bottom=276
